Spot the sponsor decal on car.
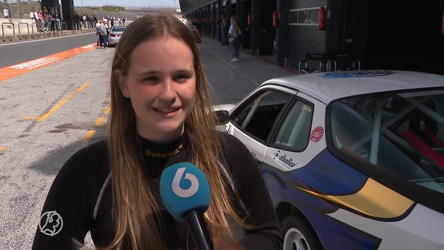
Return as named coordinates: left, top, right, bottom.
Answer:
left=273, top=150, right=297, bottom=169
left=311, top=126, right=324, bottom=143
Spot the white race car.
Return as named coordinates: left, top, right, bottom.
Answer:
left=214, top=70, right=444, bottom=250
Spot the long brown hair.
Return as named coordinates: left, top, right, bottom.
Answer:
left=104, top=13, right=253, bottom=250
left=230, top=17, right=240, bottom=36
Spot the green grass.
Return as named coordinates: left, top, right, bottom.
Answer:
left=102, top=6, right=126, bottom=12
left=73, top=6, right=127, bottom=14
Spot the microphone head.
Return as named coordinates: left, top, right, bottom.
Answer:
left=159, top=162, right=211, bottom=222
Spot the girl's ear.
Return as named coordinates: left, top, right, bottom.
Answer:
left=115, top=69, right=130, bottom=98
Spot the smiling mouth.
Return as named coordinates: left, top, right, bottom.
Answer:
left=154, top=108, right=180, bottom=113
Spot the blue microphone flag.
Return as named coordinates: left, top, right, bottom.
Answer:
left=159, top=162, right=211, bottom=222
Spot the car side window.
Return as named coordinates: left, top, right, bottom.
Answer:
left=231, top=90, right=292, bottom=142
left=273, top=100, right=314, bottom=151
left=231, top=101, right=254, bottom=128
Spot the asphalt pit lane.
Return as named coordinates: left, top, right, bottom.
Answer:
left=0, top=175, right=10, bottom=181
left=56, top=122, right=94, bottom=130
left=48, top=128, right=68, bottom=133
left=48, top=122, right=104, bottom=134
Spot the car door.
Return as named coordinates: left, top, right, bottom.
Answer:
left=228, top=85, right=296, bottom=167
left=261, top=92, right=326, bottom=204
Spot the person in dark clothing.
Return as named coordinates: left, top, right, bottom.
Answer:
left=31, top=13, right=282, bottom=250
left=220, top=15, right=228, bottom=45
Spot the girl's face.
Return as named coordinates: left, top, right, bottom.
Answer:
left=116, top=37, right=197, bottom=143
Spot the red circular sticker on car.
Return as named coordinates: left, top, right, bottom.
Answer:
left=311, top=126, right=324, bottom=143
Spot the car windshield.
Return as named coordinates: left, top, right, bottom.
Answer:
left=329, top=88, right=444, bottom=193
left=112, top=27, right=125, bottom=32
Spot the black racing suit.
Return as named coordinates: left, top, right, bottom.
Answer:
left=31, top=132, right=282, bottom=249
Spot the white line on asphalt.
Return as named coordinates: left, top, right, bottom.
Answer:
left=0, top=32, right=94, bottom=47
left=200, top=44, right=260, bottom=86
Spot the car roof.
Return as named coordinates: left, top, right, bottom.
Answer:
left=262, top=70, right=444, bottom=104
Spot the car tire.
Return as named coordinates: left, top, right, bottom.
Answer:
left=281, top=215, right=323, bottom=250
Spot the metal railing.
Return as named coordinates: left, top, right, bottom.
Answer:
left=1, top=21, right=14, bottom=41
left=17, top=21, right=29, bottom=39
left=1, top=20, right=96, bottom=42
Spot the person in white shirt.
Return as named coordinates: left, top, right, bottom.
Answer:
left=99, top=20, right=108, bottom=48
left=228, top=17, right=242, bottom=62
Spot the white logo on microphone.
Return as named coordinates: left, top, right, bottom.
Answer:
left=172, top=167, right=199, bottom=198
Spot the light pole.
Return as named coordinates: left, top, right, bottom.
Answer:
left=18, top=0, right=23, bottom=18
left=30, top=0, right=35, bottom=13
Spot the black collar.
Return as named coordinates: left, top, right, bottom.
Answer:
left=138, top=133, right=187, bottom=179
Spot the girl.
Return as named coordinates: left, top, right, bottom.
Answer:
left=228, top=17, right=242, bottom=62
left=32, top=13, right=282, bottom=250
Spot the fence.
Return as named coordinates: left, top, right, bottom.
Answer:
left=1, top=1, right=176, bottom=21
left=0, top=18, right=96, bottom=42
left=75, top=10, right=140, bottom=21
left=1, top=0, right=38, bottom=19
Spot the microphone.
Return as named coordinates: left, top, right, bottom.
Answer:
left=159, top=162, right=214, bottom=250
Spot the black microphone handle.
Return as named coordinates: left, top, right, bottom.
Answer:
left=183, top=210, right=214, bottom=250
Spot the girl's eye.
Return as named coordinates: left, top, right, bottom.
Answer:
left=175, top=75, right=192, bottom=82
left=143, top=76, right=158, bottom=82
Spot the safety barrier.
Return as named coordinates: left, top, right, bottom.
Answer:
left=2, top=22, right=15, bottom=42
left=31, top=23, right=38, bottom=37
left=18, top=22, right=30, bottom=40
left=1, top=21, right=96, bottom=42
left=61, top=22, right=68, bottom=31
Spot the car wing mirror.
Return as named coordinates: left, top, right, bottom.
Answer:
left=215, top=110, right=229, bottom=125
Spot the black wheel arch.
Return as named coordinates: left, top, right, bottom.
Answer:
left=275, top=201, right=324, bottom=247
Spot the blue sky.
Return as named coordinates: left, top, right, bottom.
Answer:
left=72, top=0, right=178, bottom=8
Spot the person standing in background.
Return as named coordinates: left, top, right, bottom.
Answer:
left=220, top=15, right=227, bottom=45
left=99, top=19, right=107, bottom=48
left=228, top=17, right=241, bottom=62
